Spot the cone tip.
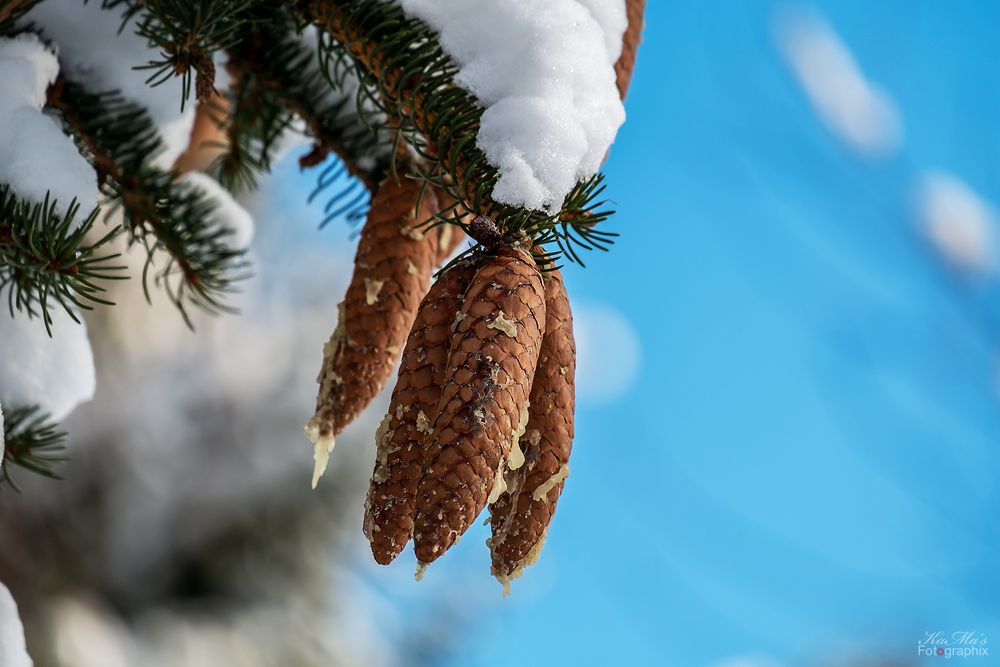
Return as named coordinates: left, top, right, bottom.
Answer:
left=306, top=420, right=335, bottom=489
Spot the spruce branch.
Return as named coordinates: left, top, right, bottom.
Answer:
left=212, top=66, right=294, bottom=191
left=47, top=77, right=250, bottom=326
left=1, top=405, right=67, bottom=491
left=115, top=0, right=269, bottom=109
left=221, top=9, right=389, bottom=229
left=297, top=0, right=616, bottom=266
left=0, top=185, right=126, bottom=333
left=229, top=49, right=384, bottom=193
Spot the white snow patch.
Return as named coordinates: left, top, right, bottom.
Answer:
left=0, top=308, right=96, bottom=421
left=917, top=171, right=997, bottom=274
left=0, top=34, right=98, bottom=216
left=26, top=0, right=196, bottom=169
left=178, top=172, right=255, bottom=249
left=49, top=598, right=131, bottom=667
left=394, top=0, right=626, bottom=212
left=574, top=302, right=640, bottom=404
left=0, top=582, right=33, bottom=667
left=577, top=0, right=628, bottom=61
left=774, top=8, right=902, bottom=157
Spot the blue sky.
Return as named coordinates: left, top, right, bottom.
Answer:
left=409, top=2, right=1000, bottom=666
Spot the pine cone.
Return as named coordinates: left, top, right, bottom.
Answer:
left=412, top=245, right=546, bottom=566
left=363, top=259, right=479, bottom=564
left=194, top=50, right=217, bottom=103
left=306, top=178, right=441, bottom=488
left=488, top=270, right=575, bottom=593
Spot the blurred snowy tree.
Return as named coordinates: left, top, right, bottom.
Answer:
left=0, top=3, right=645, bottom=644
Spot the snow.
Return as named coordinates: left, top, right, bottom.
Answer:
left=0, top=34, right=98, bottom=216
left=0, top=582, right=32, bottom=667
left=25, top=0, right=196, bottom=170
left=774, top=8, right=902, bottom=157
left=917, top=171, right=997, bottom=274
left=394, top=0, right=626, bottom=212
left=0, top=308, right=96, bottom=421
left=178, top=172, right=255, bottom=250
left=577, top=0, right=627, bottom=61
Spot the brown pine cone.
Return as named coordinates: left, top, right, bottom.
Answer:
left=615, top=0, right=647, bottom=100
left=363, top=259, right=479, bottom=564
left=488, top=270, right=575, bottom=593
left=306, top=177, right=441, bottom=488
left=412, top=245, right=546, bottom=566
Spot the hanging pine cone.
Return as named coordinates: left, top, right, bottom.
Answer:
left=363, top=259, right=479, bottom=564
left=487, top=269, right=575, bottom=593
left=306, top=177, right=442, bottom=488
left=412, top=244, right=546, bottom=567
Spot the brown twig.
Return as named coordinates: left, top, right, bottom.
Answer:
left=174, top=94, right=231, bottom=174
left=615, top=0, right=647, bottom=100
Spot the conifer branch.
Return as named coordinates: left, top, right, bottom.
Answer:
left=232, top=56, right=381, bottom=193
left=1, top=405, right=67, bottom=491
left=213, top=64, right=295, bottom=191
left=224, top=10, right=389, bottom=193
left=109, top=0, right=269, bottom=109
left=296, top=0, right=616, bottom=266
left=47, top=76, right=250, bottom=326
left=0, top=185, right=126, bottom=332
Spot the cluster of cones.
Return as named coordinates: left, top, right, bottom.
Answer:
left=305, top=0, right=643, bottom=591
left=306, top=175, right=575, bottom=591
left=102, top=0, right=648, bottom=598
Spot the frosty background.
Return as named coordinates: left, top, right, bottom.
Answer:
left=3, top=1, right=999, bottom=666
